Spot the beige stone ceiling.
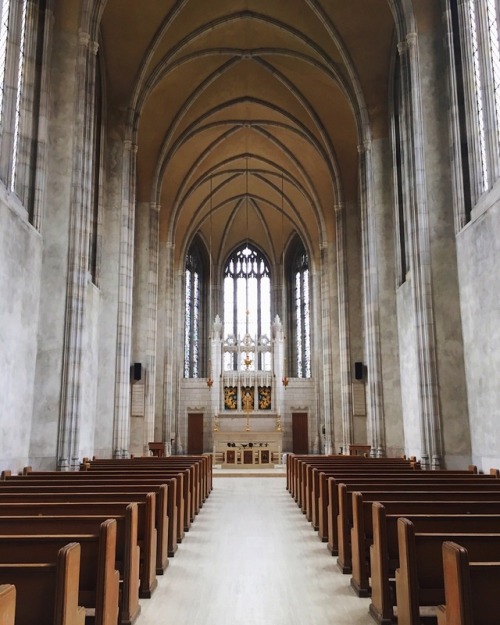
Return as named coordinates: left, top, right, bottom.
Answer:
left=100, top=0, right=395, bottom=267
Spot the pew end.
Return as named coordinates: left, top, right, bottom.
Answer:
left=0, top=584, right=15, bottom=625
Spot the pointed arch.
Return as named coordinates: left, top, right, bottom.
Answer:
left=285, top=234, right=311, bottom=378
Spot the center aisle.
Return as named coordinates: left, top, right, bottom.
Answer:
left=137, top=477, right=373, bottom=625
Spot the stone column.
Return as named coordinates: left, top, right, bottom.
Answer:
left=162, top=241, right=175, bottom=454
left=335, top=203, right=353, bottom=451
left=112, top=139, right=137, bottom=459
left=358, top=140, right=385, bottom=458
left=57, top=31, right=97, bottom=470
left=400, top=33, right=443, bottom=469
left=142, top=202, right=160, bottom=454
left=319, top=241, right=335, bottom=455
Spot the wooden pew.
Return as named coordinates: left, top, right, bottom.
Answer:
left=83, top=456, right=211, bottom=516
left=438, top=541, right=500, bottom=625
left=335, top=480, right=500, bottom=569
left=369, top=501, right=500, bottom=624
left=317, top=468, right=477, bottom=543
left=0, top=492, right=157, bottom=599
left=395, top=518, right=500, bottom=625
left=0, top=519, right=119, bottom=625
left=2, top=476, right=177, bottom=560
left=0, top=585, right=15, bottom=625
left=0, top=511, right=139, bottom=625
left=0, top=543, right=85, bottom=625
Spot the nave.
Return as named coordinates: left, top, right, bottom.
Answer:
left=137, top=477, right=372, bottom=625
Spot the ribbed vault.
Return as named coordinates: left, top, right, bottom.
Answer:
left=99, top=0, right=395, bottom=267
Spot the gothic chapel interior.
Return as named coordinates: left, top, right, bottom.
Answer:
left=1, top=0, right=499, bottom=473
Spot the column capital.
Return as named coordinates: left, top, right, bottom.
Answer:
left=334, top=202, right=345, bottom=215
left=397, top=41, right=408, bottom=56
left=406, top=32, right=418, bottom=49
left=123, top=140, right=138, bottom=154
left=357, top=140, right=371, bottom=154
left=78, top=30, right=91, bottom=47
left=90, top=40, right=99, bottom=56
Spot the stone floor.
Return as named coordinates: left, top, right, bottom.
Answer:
left=135, top=477, right=373, bottom=625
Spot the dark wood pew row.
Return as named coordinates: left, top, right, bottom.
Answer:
left=290, top=456, right=410, bottom=508
left=0, top=492, right=157, bottom=599
left=368, top=501, right=500, bottom=624
left=286, top=454, right=415, bottom=495
left=0, top=520, right=120, bottom=625
left=438, top=541, right=500, bottom=625
left=79, top=460, right=202, bottom=528
left=0, top=482, right=169, bottom=568
left=0, top=584, right=15, bottom=625
left=2, top=476, right=177, bottom=561
left=15, top=468, right=188, bottom=538
left=287, top=455, right=419, bottom=502
left=289, top=456, right=422, bottom=529
left=0, top=543, right=85, bottom=625
left=82, top=455, right=212, bottom=514
left=0, top=511, right=140, bottom=625
left=395, top=518, right=500, bottom=625
left=312, top=466, right=429, bottom=531
left=334, top=479, right=500, bottom=568
left=82, top=461, right=198, bottom=521
left=316, top=468, right=479, bottom=544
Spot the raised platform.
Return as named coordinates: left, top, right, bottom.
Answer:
left=213, top=465, right=286, bottom=478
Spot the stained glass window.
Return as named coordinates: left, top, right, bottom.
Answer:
left=223, top=244, right=271, bottom=371
left=0, top=0, right=11, bottom=127
left=290, top=242, right=311, bottom=378
left=11, top=0, right=27, bottom=191
left=469, top=0, right=489, bottom=191
left=184, top=243, right=204, bottom=378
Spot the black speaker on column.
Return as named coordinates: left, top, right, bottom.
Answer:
left=132, top=363, right=142, bottom=381
left=354, top=361, right=364, bottom=380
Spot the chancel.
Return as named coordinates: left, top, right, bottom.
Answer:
left=210, top=313, right=285, bottom=467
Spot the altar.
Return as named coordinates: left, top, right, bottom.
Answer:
left=213, top=429, right=283, bottom=467
left=209, top=315, right=286, bottom=469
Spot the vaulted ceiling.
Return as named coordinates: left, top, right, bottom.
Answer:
left=99, top=0, right=396, bottom=268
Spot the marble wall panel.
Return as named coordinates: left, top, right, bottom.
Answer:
left=0, top=196, right=42, bottom=473
left=94, top=133, right=123, bottom=458
left=457, top=198, right=500, bottom=472
left=371, top=138, right=404, bottom=457
left=396, top=279, right=422, bottom=458
left=79, top=283, right=100, bottom=459
left=419, top=29, right=470, bottom=468
left=30, top=29, right=77, bottom=468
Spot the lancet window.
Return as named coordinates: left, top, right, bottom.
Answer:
left=184, top=241, right=205, bottom=378
left=289, top=241, right=311, bottom=378
left=223, top=244, right=271, bottom=371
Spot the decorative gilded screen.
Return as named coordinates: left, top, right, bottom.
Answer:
left=258, top=386, right=272, bottom=410
left=224, top=386, right=237, bottom=410
left=240, top=386, right=254, bottom=411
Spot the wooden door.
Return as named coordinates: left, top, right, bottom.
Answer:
left=292, top=412, right=308, bottom=454
left=187, top=413, right=204, bottom=454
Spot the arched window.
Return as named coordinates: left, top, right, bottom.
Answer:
left=223, top=244, right=271, bottom=370
left=289, top=240, right=311, bottom=378
left=0, top=0, right=47, bottom=225
left=89, top=51, right=103, bottom=285
left=184, top=240, right=206, bottom=378
left=451, top=0, right=500, bottom=209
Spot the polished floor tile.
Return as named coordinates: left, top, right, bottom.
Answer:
left=136, top=477, right=373, bottom=625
